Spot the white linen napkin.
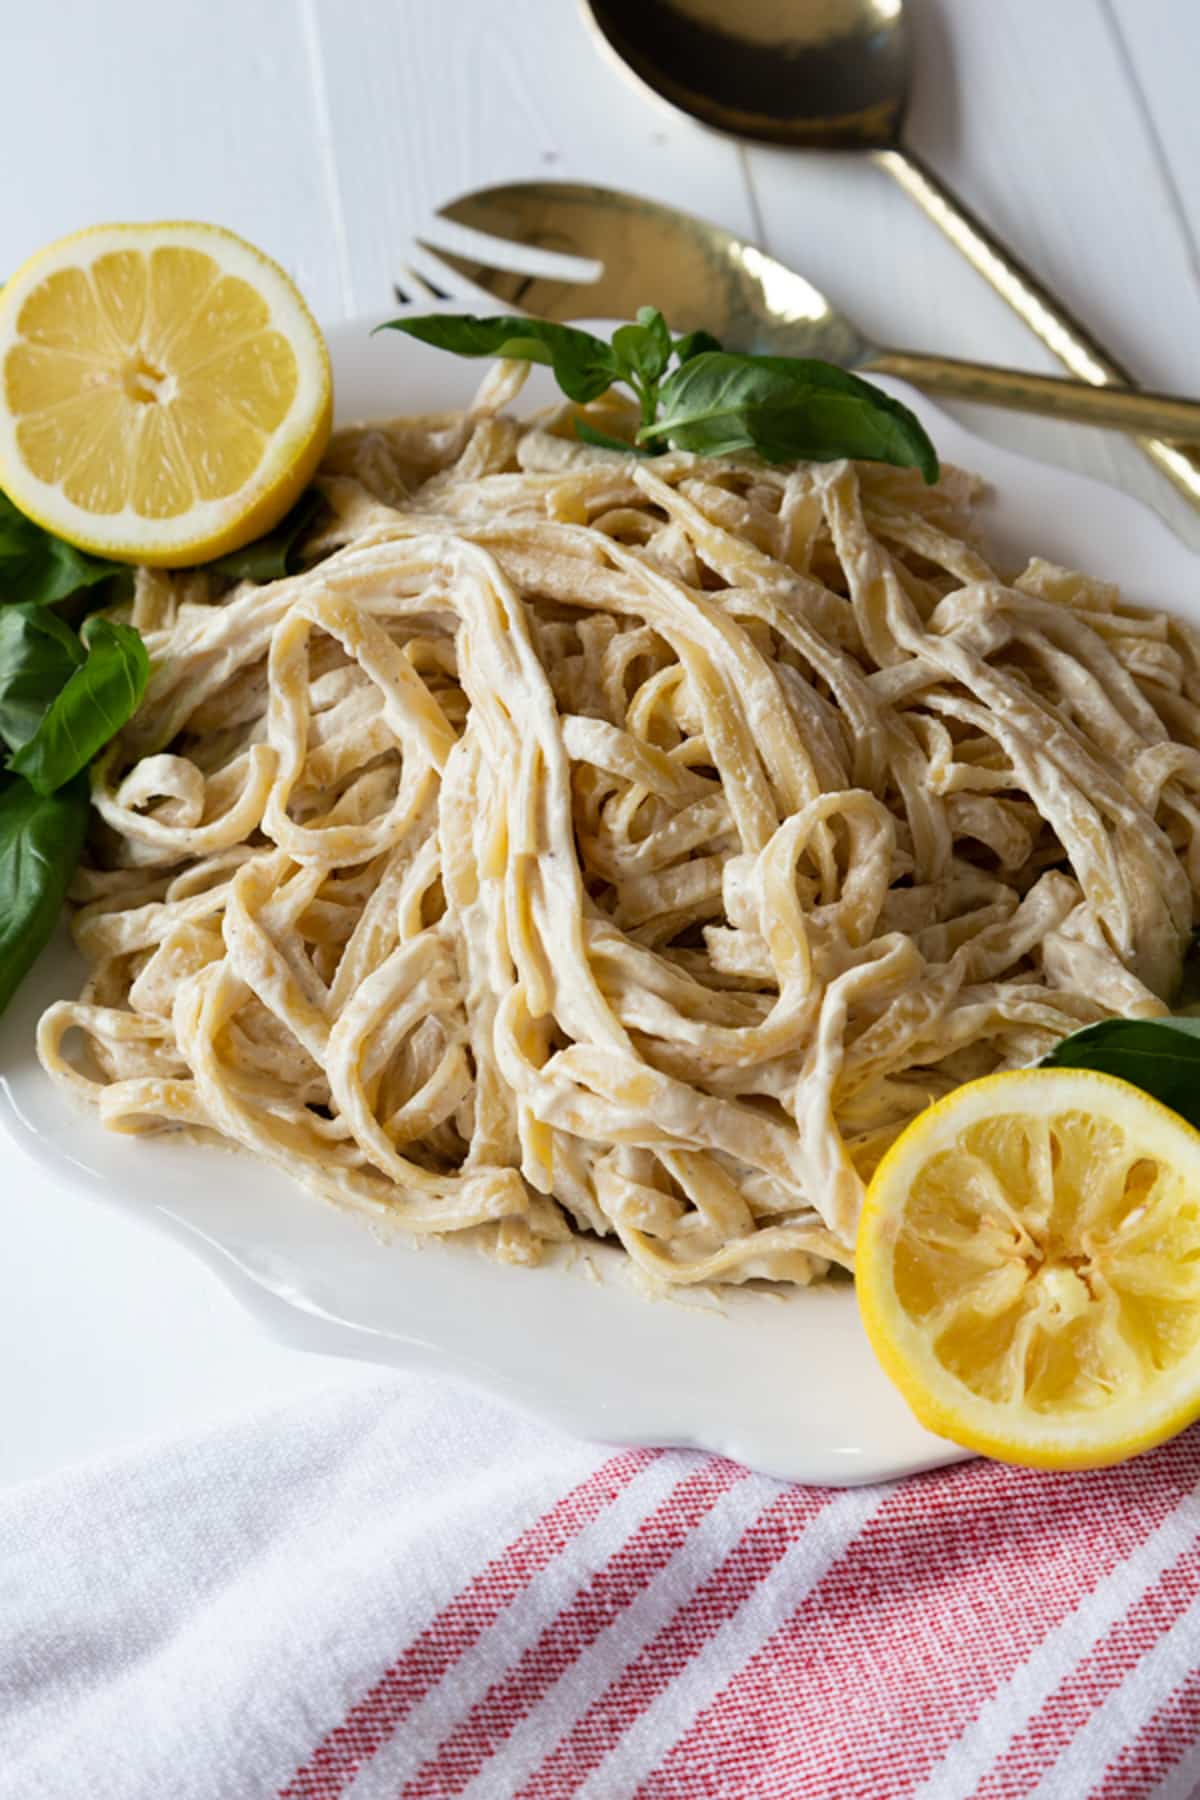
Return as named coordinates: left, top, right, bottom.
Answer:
left=1, top=1375, right=1197, bottom=1800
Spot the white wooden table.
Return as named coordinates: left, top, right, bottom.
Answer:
left=2, top=0, right=1198, bottom=1485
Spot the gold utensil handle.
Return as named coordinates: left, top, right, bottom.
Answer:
left=861, top=348, right=1200, bottom=440
left=875, top=146, right=1200, bottom=512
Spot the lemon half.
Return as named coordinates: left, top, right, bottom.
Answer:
left=0, top=221, right=331, bottom=566
left=856, top=1068, right=1200, bottom=1469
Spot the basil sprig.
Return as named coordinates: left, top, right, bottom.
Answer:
left=380, top=307, right=938, bottom=482
left=0, top=491, right=155, bottom=1015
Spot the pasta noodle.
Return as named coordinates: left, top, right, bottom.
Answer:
left=37, top=363, right=1200, bottom=1289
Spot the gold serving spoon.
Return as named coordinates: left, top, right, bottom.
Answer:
left=581, top=0, right=1200, bottom=510
left=414, top=182, right=1200, bottom=440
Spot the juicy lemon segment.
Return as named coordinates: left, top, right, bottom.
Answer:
left=856, top=1069, right=1200, bottom=1469
left=0, top=222, right=331, bottom=565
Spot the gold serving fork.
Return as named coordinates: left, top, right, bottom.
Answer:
left=405, top=181, right=1200, bottom=444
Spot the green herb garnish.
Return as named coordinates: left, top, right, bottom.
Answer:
left=0, top=772, right=90, bottom=1017
left=380, top=313, right=624, bottom=404
left=0, top=604, right=86, bottom=754
left=650, top=353, right=939, bottom=480
left=8, top=615, right=149, bottom=796
left=0, top=493, right=153, bottom=1015
left=378, top=306, right=938, bottom=481
left=0, top=490, right=123, bottom=608
left=208, top=487, right=326, bottom=583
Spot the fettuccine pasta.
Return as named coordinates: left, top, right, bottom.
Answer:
left=37, top=363, right=1200, bottom=1289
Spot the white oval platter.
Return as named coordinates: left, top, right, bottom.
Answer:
left=3, top=314, right=1195, bottom=1485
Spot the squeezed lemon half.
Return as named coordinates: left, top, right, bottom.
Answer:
left=856, top=1068, right=1200, bottom=1469
left=0, top=221, right=331, bottom=566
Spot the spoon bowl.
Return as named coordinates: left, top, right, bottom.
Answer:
left=585, top=0, right=909, bottom=148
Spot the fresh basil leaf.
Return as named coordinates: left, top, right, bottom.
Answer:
left=378, top=313, right=620, bottom=404
left=1041, top=1017, right=1200, bottom=1132
left=208, top=488, right=326, bottom=583
left=572, top=419, right=650, bottom=455
left=650, top=352, right=939, bottom=482
left=0, top=490, right=123, bottom=607
left=672, top=329, right=723, bottom=365
left=611, top=307, right=673, bottom=388
left=644, top=358, right=799, bottom=457
left=0, top=604, right=85, bottom=753
left=0, top=772, right=89, bottom=1017
left=10, top=616, right=149, bottom=795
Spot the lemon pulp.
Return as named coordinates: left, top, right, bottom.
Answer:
left=0, top=222, right=331, bottom=565
left=856, top=1069, right=1200, bottom=1468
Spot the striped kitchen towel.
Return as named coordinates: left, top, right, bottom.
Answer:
left=0, top=1375, right=1197, bottom=1799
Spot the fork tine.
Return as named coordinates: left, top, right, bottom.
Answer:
left=425, top=185, right=739, bottom=334
left=436, top=183, right=614, bottom=261
left=413, top=239, right=591, bottom=322
left=410, top=241, right=524, bottom=311
left=394, top=261, right=451, bottom=304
